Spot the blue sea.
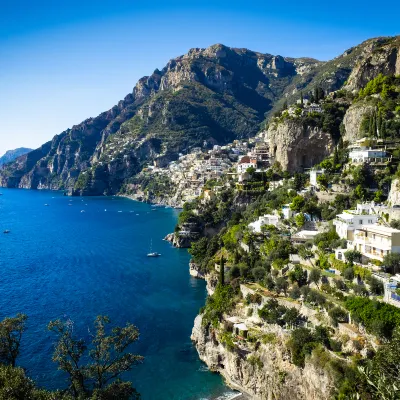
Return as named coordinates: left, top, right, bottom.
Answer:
left=0, top=188, right=237, bottom=400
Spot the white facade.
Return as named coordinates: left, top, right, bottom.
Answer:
left=310, top=170, right=324, bottom=187
left=333, top=212, right=379, bottom=244
left=291, top=230, right=319, bottom=243
left=349, top=149, right=388, bottom=163
left=282, top=204, right=294, bottom=220
left=248, top=214, right=280, bottom=233
left=352, top=225, right=400, bottom=262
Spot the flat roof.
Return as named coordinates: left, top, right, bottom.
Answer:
left=364, top=225, right=400, bottom=235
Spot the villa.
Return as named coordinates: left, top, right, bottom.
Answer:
left=349, top=148, right=389, bottom=164
left=248, top=214, right=280, bottom=233
left=352, top=225, right=400, bottom=262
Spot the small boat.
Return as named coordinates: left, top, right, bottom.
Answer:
left=80, top=210, right=85, bottom=213
left=147, top=252, right=161, bottom=257
left=147, top=239, right=161, bottom=257
left=44, top=204, right=49, bottom=206
left=3, top=230, right=10, bottom=234
left=118, top=211, right=122, bottom=213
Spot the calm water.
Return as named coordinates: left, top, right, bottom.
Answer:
left=0, top=188, right=235, bottom=400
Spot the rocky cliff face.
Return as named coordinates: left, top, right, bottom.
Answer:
left=191, top=314, right=333, bottom=400
left=342, top=100, right=375, bottom=142
left=0, top=148, right=33, bottom=167
left=266, top=119, right=334, bottom=172
left=344, top=36, right=400, bottom=92
left=2, top=36, right=399, bottom=193
left=1, top=44, right=319, bottom=193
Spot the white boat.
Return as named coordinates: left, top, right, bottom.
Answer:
left=147, top=239, right=161, bottom=257
left=80, top=210, right=85, bottom=213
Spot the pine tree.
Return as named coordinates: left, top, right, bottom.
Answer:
left=314, top=87, right=319, bottom=103
left=300, top=92, right=304, bottom=106
left=333, top=146, right=339, bottom=167
left=219, top=256, right=225, bottom=285
left=372, top=113, right=377, bottom=138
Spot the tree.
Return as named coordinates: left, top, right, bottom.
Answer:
left=0, top=314, right=27, bottom=367
left=288, top=265, right=307, bottom=286
left=316, top=174, right=329, bottom=191
left=328, top=307, right=348, bottom=326
left=368, top=277, right=384, bottom=295
left=289, top=284, right=301, bottom=299
left=219, top=256, right=225, bottom=285
left=343, top=267, right=355, bottom=281
left=359, top=327, right=400, bottom=399
left=290, top=196, right=305, bottom=212
left=295, top=213, right=306, bottom=228
left=344, top=250, right=362, bottom=266
left=283, top=308, right=301, bottom=327
left=48, top=316, right=143, bottom=399
left=383, top=252, right=400, bottom=274
left=309, top=268, right=321, bottom=288
left=275, top=277, right=289, bottom=296
left=333, top=146, right=339, bottom=168
left=252, top=266, right=266, bottom=282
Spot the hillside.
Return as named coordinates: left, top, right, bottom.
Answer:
left=1, top=36, right=399, bottom=195
left=0, top=147, right=32, bottom=166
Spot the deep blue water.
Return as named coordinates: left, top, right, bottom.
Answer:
left=0, top=188, right=235, bottom=400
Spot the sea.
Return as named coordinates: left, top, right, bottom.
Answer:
left=0, top=188, right=239, bottom=400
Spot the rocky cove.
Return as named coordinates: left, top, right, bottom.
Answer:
left=188, top=268, right=335, bottom=400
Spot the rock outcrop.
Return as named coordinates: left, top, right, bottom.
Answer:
left=2, top=36, right=399, bottom=193
left=164, top=232, right=196, bottom=248
left=266, top=119, right=334, bottom=172
left=388, top=179, right=400, bottom=206
left=344, top=36, right=400, bottom=92
left=342, top=101, right=375, bottom=142
left=191, top=314, right=334, bottom=400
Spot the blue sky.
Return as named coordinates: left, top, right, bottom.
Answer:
left=0, top=0, right=399, bottom=155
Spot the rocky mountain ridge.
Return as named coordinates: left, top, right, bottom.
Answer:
left=1, top=36, right=399, bottom=193
left=0, top=147, right=33, bottom=166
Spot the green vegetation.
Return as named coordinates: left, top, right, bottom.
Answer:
left=345, top=296, right=400, bottom=339
left=202, top=284, right=236, bottom=327
left=0, top=314, right=143, bottom=399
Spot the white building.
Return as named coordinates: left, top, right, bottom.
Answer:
left=352, top=225, right=400, bottom=262
left=237, top=156, right=257, bottom=174
left=349, top=148, right=388, bottom=164
left=282, top=204, right=295, bottom=220
left=333, top=211, right=379, bottom=245
left=248, top=214, right=280, bottom=233
left=291, top=230, right=319, bottom=243
left=310, top=169, right=324, bottom=187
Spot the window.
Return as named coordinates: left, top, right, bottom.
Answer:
left=368, top=219, right=373, bottom=224
left=359, top=220, right=363, bottom=224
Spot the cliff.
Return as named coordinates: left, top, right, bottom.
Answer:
left=342, top=100, right=375, bottom=142
left=191, top=314, right=334, bottom=400
left=344, top=36, right=400, bottom=92
left=3, top=36, right=399, bottom=193
left=0, top=44, right=320, bottom=193
left=266, top=119, right=334, bottom=172
left=0, top=148, right=33, bottom=167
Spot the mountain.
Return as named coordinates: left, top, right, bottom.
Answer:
left=1, top=36, right=399, bottom=195
left=0, top=148, right=33, bottom=167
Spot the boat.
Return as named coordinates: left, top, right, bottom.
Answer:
left=44, top=204, right=49, bottom=206
left=80, top=210, right=85, bottom=213
left=3, top=230, right=10, bottom=234
left=147, top=239, right=161, bottom=257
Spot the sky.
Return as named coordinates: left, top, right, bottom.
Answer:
left=0, top=0, right=399, bottom=156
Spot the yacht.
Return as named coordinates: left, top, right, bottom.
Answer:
left=147, top=239, right=161, bottom=257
